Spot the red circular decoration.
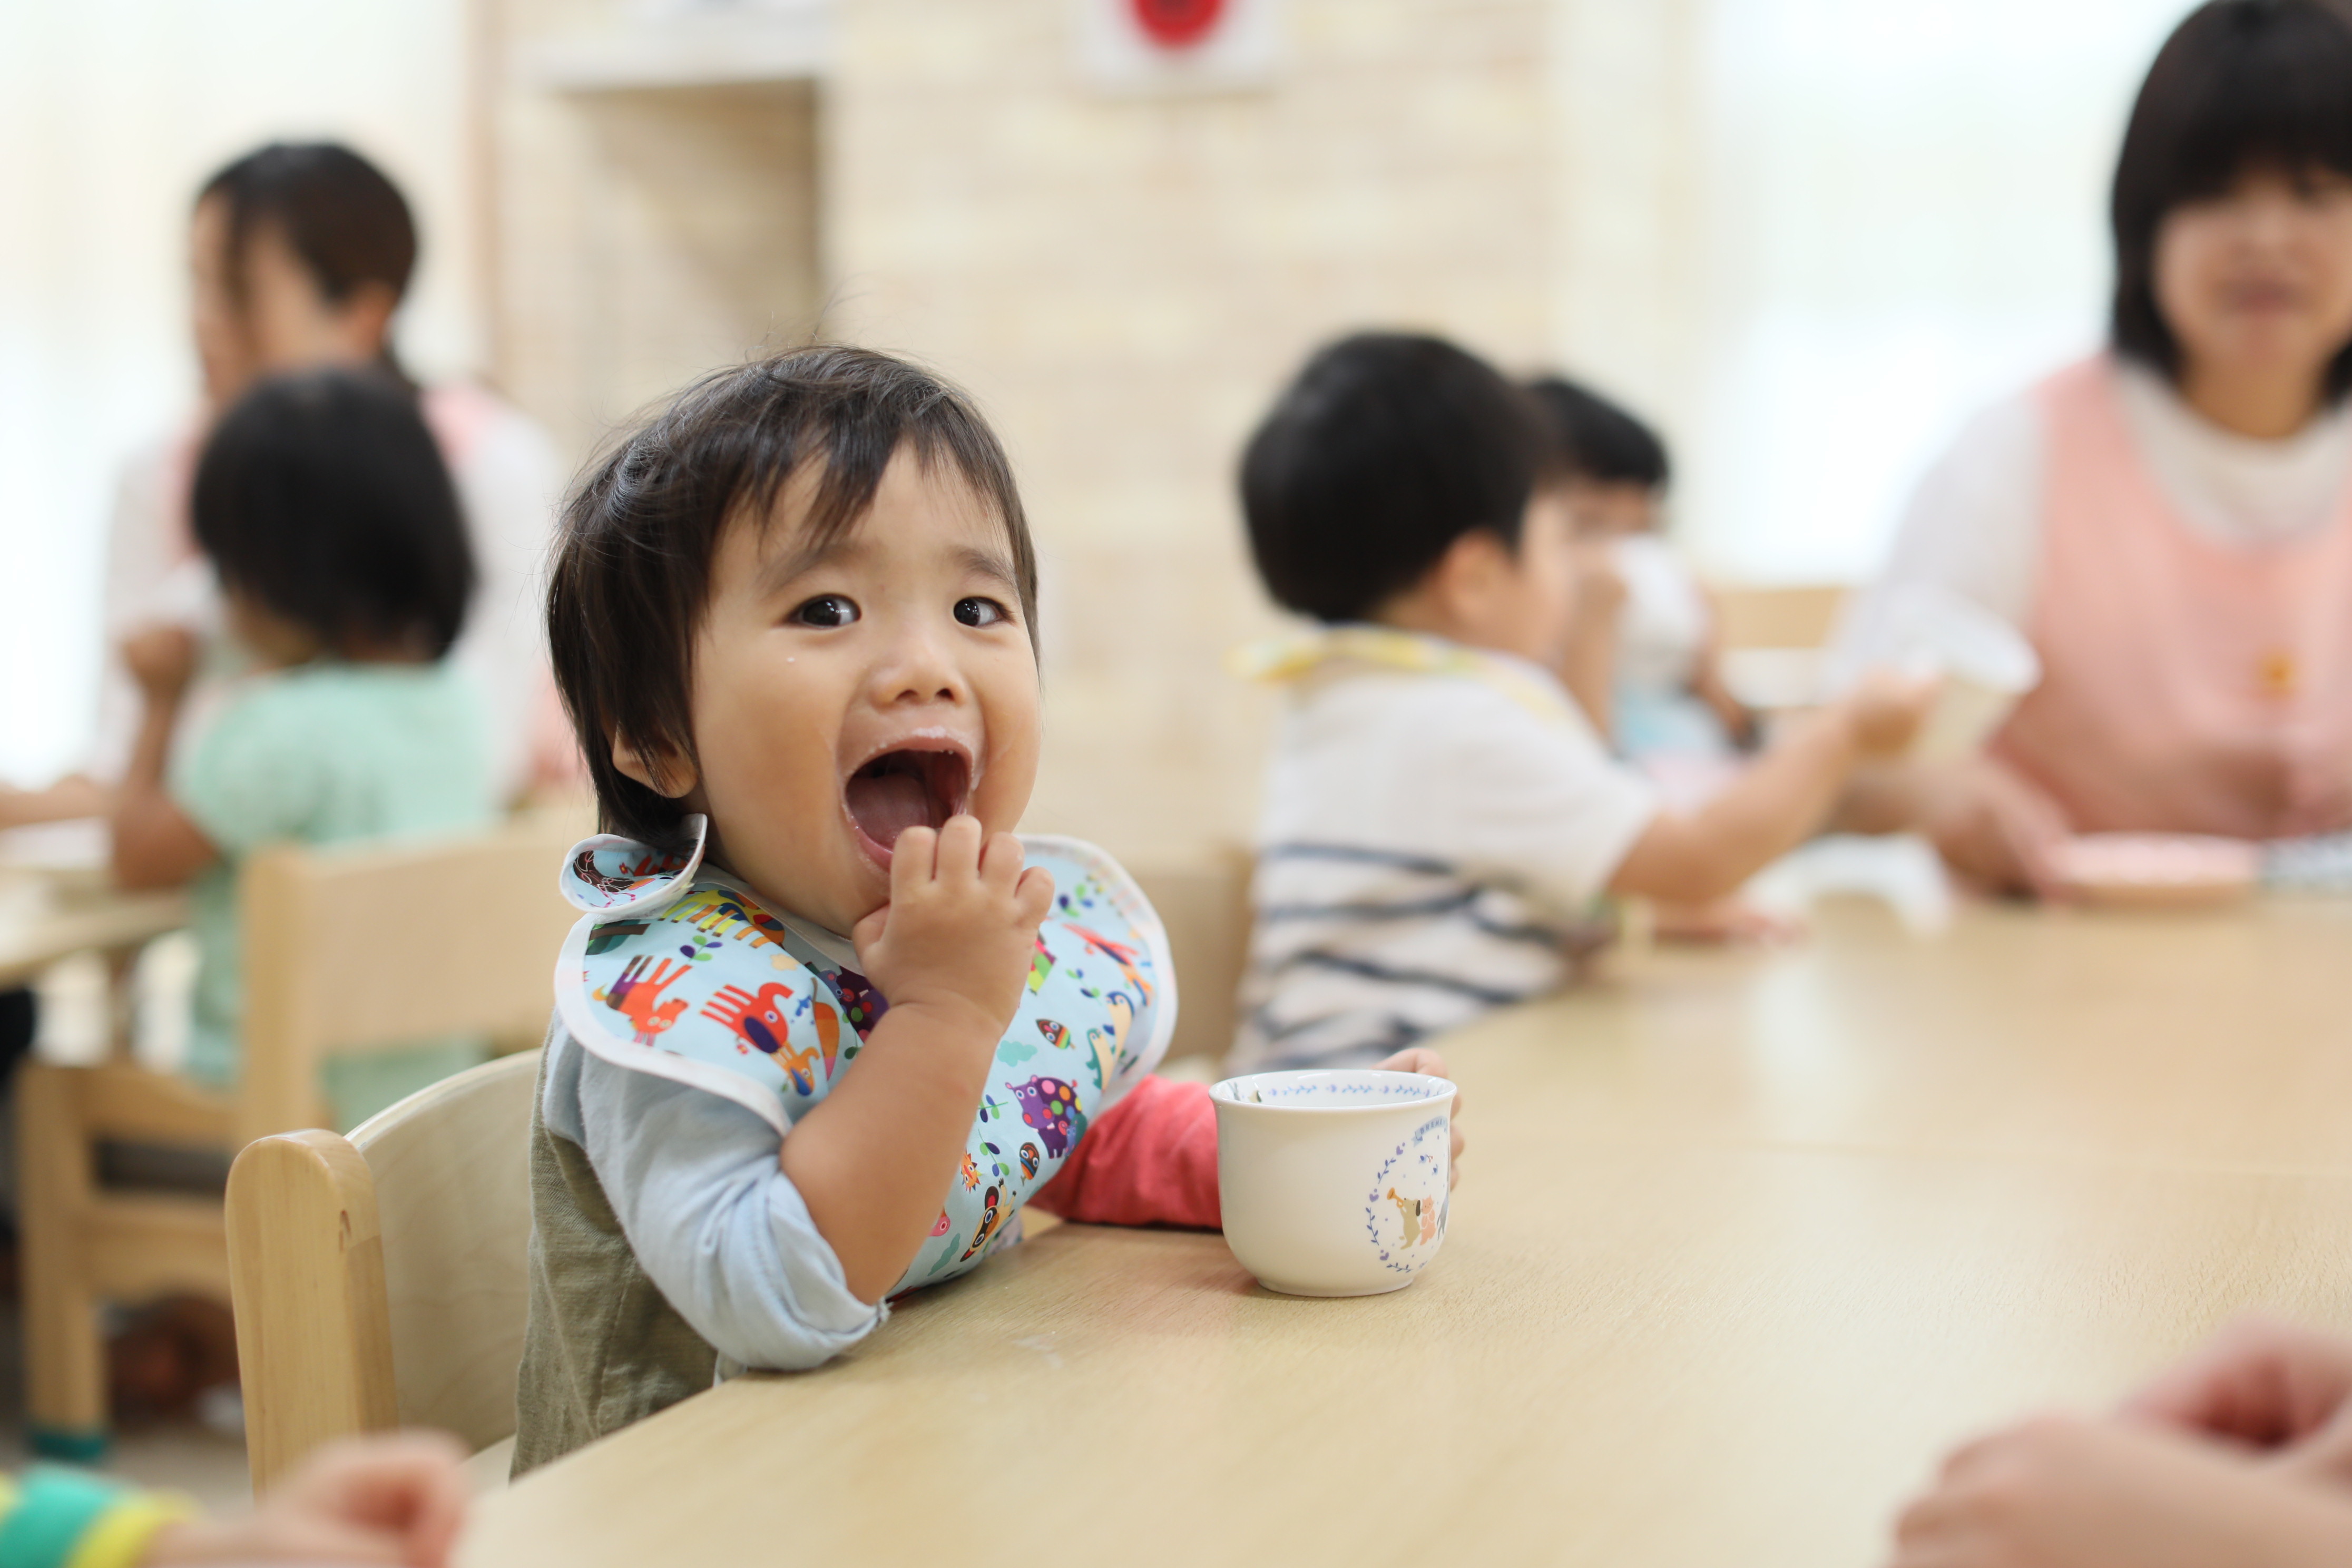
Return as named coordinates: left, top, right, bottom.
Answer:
left=1131, top=0, right=1226, bottom=50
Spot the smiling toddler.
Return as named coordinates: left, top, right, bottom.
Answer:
left=513, top=348, right=1456, bottom=1472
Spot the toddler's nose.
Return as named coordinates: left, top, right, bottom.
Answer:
left=871, top=625, right=966, bottom=708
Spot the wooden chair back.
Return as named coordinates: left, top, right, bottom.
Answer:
left=1708, top=583, right=1849, bottom=650
left=236, top=814, right=579, bottom=1145
left=1125, top=845, right=1254, bottom=1066
left=227, top=1048, right=542, bottom=1492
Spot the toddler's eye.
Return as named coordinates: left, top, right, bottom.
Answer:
left=954, top=597, right=1008, bottom=629
left=791, top=594, right=860, bottom=628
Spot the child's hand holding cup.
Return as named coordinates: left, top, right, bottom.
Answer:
left=1211, top=1048, right=1462, bottom=1298
left=1841, top=668, right=1941, bottom=759
left=1876, top=583, right=2044, bottom=762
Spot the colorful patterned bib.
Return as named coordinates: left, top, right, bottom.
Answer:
left=552, top=816, right=1175, bottom=1293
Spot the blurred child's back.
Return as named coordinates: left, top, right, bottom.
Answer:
left=176, top=658, right=489, bottom=1116
left=113, top=367, right=495, bottom=1126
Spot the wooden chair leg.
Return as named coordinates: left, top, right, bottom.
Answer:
left=17, top=1063, right=109, bottom=1459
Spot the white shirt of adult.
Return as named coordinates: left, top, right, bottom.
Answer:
left=1833, top=358, right=2352, bottom=674
left=92, top=381, right=565, bottom=799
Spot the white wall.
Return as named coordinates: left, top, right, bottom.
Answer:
left=0, top=0, right=478, bottom=784
left=0, top=0, right=2216, bottom=788
left=1671, top=0, right=2194, bottom=583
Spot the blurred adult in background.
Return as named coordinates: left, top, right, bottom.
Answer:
left=1837, top=0, right=2352, bottom=893
left=2, top=140, right=566, bottom=831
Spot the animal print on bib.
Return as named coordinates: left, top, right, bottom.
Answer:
left=552, top=816, right=1178, bottom=1294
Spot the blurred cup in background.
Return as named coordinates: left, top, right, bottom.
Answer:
left=1881, top=583, right=2042, bottom=762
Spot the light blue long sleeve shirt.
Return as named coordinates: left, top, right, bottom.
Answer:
left=540, top=1026, right=885, bottom=1370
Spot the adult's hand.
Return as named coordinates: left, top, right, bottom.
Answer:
left=2283, top=762, right=2352, bottom=840
left=2121, top=1316, right=2352, bottom=1452
left=1914, top=755, right=2071, bottom=898
left=1885, top=1413, right=2352, bottom=1568
left=2122, top=1316, right=2352, bottom=1492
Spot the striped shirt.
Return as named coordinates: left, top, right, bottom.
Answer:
left=1230, top=630, right=1658, bottom=1071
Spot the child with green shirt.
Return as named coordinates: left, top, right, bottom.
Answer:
left=109, top=367, right=496, bottom=1128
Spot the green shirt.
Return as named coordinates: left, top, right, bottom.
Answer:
left=172, top=660, right=496, bottom=1128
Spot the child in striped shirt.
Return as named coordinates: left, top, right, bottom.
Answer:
left=1229, top=334, right=1931, bottom=1070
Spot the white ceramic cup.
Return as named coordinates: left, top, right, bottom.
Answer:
left=1881, top=583, right=2043, bottom=761
left=1210, top=1069, right=1456, bottom=1297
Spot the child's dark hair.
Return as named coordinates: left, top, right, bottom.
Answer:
left=1527, top=376, right=1670, bottom=489
left=192, top=368, right=474, bottom=662
left=2113, top=0, right=2352, bottom=396
left=200, top=142, right=418, bottom=381
left=1241, top=332, right=1560, bottom=624
left=548, top=346, right=1039, bottom=849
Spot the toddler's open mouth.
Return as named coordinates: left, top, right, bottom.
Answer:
left=844, top=743, right=973, bottom=864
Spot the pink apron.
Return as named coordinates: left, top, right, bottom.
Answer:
left=1991, top=358, right=2352, bottom=838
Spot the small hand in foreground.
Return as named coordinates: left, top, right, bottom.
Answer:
left=1885, top=1412, right=2352, bottom=1568
left=851, top=816, right=1054, bottom=1037
left=1373, top=1046, right=1465, bottom=1188
left=143, top=1432, right=469, bottom=1566
left=122, top=623, right=200, bottom=707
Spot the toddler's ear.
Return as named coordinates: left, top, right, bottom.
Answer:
left=612, top=733, right=699, bottom=799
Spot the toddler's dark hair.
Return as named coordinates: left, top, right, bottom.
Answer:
left=1527, top=376, right=1670, bottom=489
left=1241, top=332, right=1559, bottom=624
left=192, top=367, right=473, bottom=662
left=547, top=346, right=1038, bottom=850
left=2112, top=0, right=2352, bottom=397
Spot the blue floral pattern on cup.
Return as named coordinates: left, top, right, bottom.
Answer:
left=1364, top=1112, right=1450, bottom=1272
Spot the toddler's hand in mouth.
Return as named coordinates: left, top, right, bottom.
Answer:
left=852, top=814, right=1053, bottom=1036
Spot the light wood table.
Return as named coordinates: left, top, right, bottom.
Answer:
left=1464, top=893, right=2352, bottom=1173
left=0, top=867, right=187, bottom=990
left=460, top=898, right=2352, bottom=1568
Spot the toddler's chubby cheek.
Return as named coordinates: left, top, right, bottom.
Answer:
left=847, top=880, right=891, bottom=925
